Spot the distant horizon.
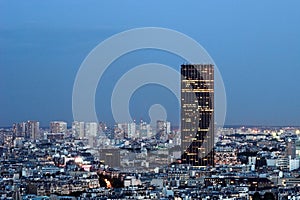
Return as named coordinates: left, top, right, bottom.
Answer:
left=1, top=1, right=300, bottom=127
left=1, top=122, right=300, bottom=129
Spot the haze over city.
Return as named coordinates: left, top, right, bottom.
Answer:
left=2, top=1, right=300, bottom=200
left=1, top=1, right=300, bottom=127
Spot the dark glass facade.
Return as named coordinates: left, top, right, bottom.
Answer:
left=181, top=64, right=214, bottom=166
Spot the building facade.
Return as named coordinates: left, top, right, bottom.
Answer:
left=85, top=122, right=98, bottom=147
left=156, top=120, right=171, bottom=141
left=181, top=64, right=214, bottom=166
left=72, top=121, right=85, bottom=139
left=26, top=121, right=40, bottom=140
left=13, top=121, right=39, bottom=140
left=50, top=121, right=67, bottom=133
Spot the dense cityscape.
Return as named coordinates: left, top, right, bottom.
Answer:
left=1, top=64, right=300, bottom=200
left=1, top=121, right=300, bottom=199
left=2, top=1, right=300, bottom=199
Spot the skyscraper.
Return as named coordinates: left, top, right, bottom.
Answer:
left=181, top=64, right=214, bottom=167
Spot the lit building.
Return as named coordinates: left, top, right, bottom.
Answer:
left=214, top=149, right=240, bottom=166
left=99, top=149, right=120, bottom=168
left=72, top=121, right=85, bottom=139
left=13, top=121, right=39, bottom=140
left=50, top=121, right=67, bottom=133
left=286, top=138, right=296, bottom=159
left=181, top=64, right=214, bottom=167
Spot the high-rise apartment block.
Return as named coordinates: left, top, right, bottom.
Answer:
left=72, top=121, right=85, bottom=139
left=13, top=121, right=39, bottom=140
left=50, top=121, right=67, bottom=133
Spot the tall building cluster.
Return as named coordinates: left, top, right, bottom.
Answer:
left=114, top=120, right=171, bottom=140
left=72, top=121, right=100, bottom=141
left=13, top=121, right=39, bottom=140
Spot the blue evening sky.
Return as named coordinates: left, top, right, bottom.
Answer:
left=1, top=0, right=300, bottom=127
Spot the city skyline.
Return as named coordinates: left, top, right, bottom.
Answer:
left=1, top=1, right=300, bottom=199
